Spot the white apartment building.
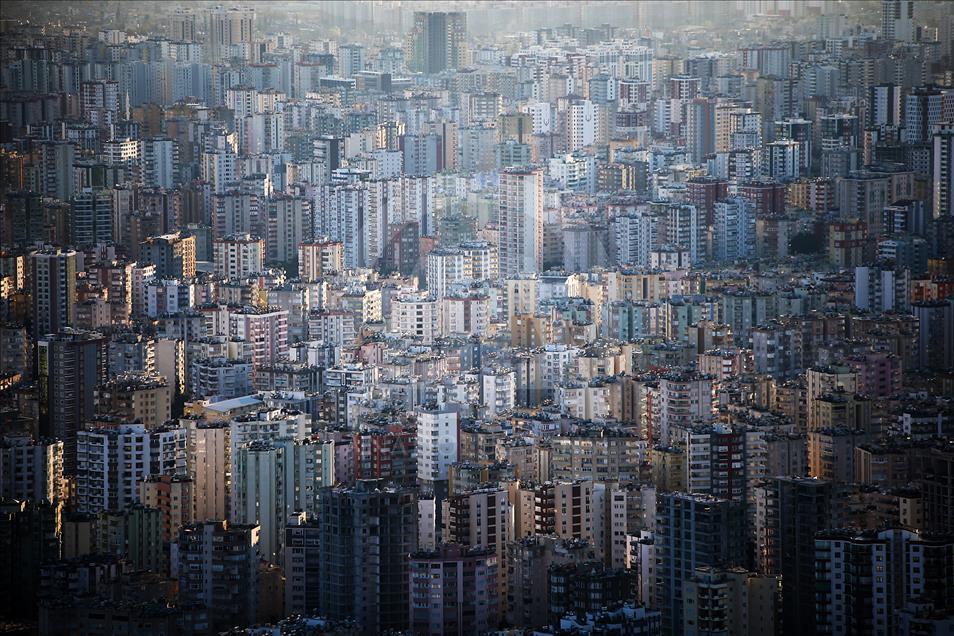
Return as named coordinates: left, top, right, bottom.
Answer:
left=76, top=424, right=152, bottom=514
left=391, top=293, right=440, bottom=344
left=498, top=167, right=544, bottom=278
left=481, top=366, right=516, bottom=416
left=229, top=408, right=310, bottom=457
left=415, top=405, right=458, bottom=487
left=566, top=99, right=597, bottom=150
left=442, top=294, right=490, bottom=336
left=231, top=438, right=318, bottom=563
left=657, top=372, right=715, bottom=445
left=213, top=234, right=265, bottom=278
left=548, top=153, right=597, bottom=193
left=228, top=307, right=289, bottom=369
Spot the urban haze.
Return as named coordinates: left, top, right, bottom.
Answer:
left=0, top=1, right=953, bottom=635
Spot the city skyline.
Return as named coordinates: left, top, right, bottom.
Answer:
left=1, top=1, right=953, bottom=635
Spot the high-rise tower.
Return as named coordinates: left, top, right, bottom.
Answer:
left=497, top=167, right=543, bottom=278
left=31, top=248, right=77, bottom=336
left=317, top=479, right=418, bottom=633
left=933, top=124, right=953, bottom=218
left=36, top=330, right=107, bottom=474
left=407, top=12, right=467, bottom=74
